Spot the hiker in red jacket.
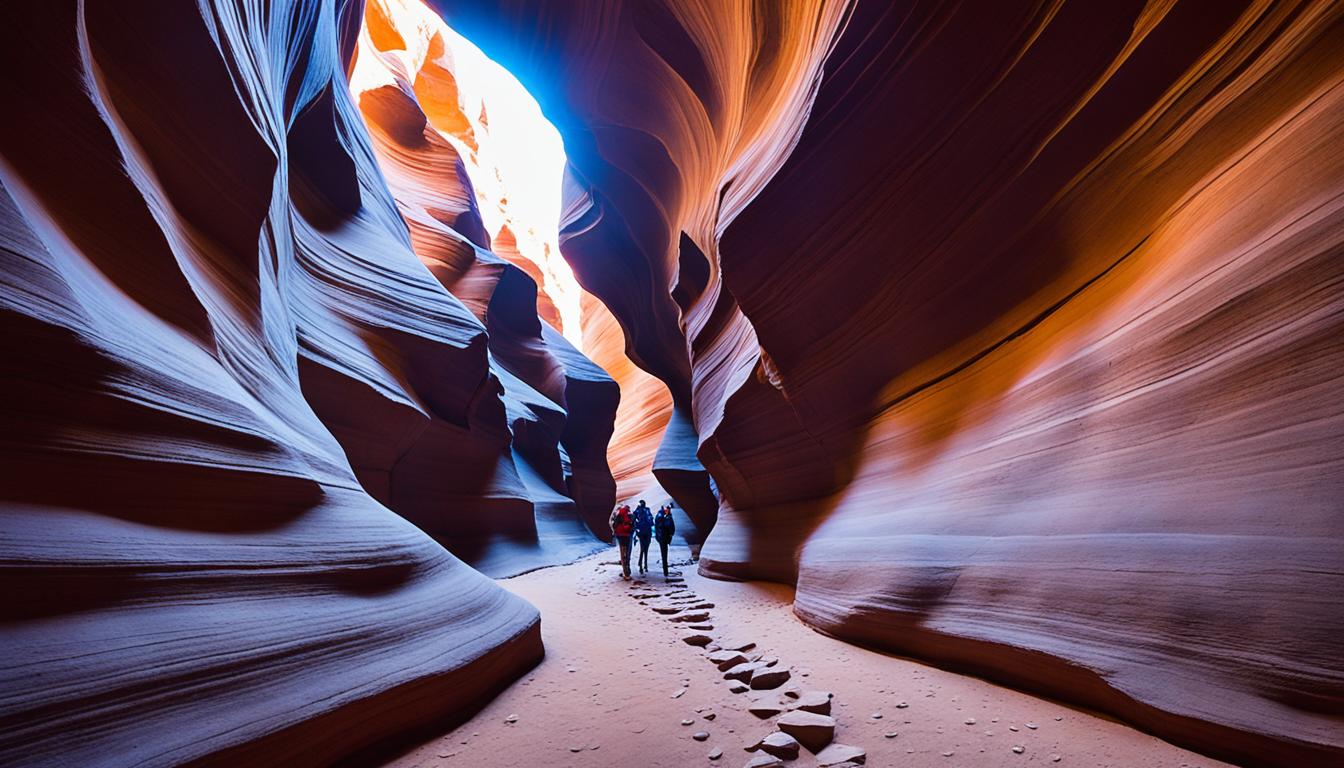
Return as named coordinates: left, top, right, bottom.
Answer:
left=609, top=503, right=635, bottom=579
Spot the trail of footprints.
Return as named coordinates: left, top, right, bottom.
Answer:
left=626, top=574, right=867, bottom=768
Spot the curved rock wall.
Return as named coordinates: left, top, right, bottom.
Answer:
left=0, top=1, right=616, bottom=764
left=442, top=0, right=1344, bottom=764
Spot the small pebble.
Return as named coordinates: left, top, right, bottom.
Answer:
left=870, top=712, right=883, bottom=720
left=1012, top=745, right=1026, bottom=754
left=884, top=732, right=898, bottom=739
left=1026, top=722, right=1038, bottom=730
left=682, top=719, right=694, bottom=726
left=941, top=751, right=955, bottom=757
left=708, top=747, right=723, bottom=760
left=1051, top=755, right=1062, bottom=762
left=895, top=701, right=909, bottom=709
left=505, top=714, right=518, bottom=723
left=569, top=746, right=582, bottom=753
left=692, top=731, right=710, bottom=741
left=1009, top=726, right=1020, bottom=732
left=964, top=718, right=976, bottom=725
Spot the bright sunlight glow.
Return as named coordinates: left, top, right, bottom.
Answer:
left=353, top=0, right=583, bottom=350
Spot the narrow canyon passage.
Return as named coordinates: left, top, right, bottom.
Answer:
left=1, top=1, right=1341, bottom=767
left=383, top=548, right=1228, bottom=768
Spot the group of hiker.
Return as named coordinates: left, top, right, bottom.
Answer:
left=608, top=500, right=676, bottom=579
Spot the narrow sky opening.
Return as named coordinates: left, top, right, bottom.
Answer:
left=352, top=0, right=583, bottom=350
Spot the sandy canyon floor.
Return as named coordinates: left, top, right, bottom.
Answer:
left=383, top=548, right=1229, bottom=768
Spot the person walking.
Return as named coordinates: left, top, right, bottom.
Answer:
left=609, top=503, right=634, bottom=579
left=654, top=504, right=676, bottom=579
left=632, top=500, right=654, bottom=574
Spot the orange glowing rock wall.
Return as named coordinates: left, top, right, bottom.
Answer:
left=440, top=0, right=1344, bottom=764
left=0, top=1, right=615, bottom=764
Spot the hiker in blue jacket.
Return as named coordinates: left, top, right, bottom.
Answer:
left=654, top=504, right=676, bottom=578
left=632, top=500, right=654, bottom=575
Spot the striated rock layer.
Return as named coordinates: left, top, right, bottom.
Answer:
left=443, top=0, right=1344, bottom=764
left=0, top=1, right=617, bottom=765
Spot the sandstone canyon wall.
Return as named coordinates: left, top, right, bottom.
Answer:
left=0, top=1, right=618, bottom=765
left=441, top=1, right=1344, bottom=765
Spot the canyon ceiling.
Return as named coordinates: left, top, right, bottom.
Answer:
left=1, top=1, right=1341, bottom=767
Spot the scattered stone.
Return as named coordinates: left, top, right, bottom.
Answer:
left=724, top=661, right=766, bottom=682
left=870, top=712, right=883, bottom=720
left=816, top=743, right=867, bottom=766
left=1025, top=722, right=1038, bottom=730
left=759, top=656, right=779, bottom=668
left=693, top=731, right=711, bottom=742
left=963, top=717, right=975, bottom=725
left=683, top=633, right=714, bottom=647
left=792, top=690, right=833, bottom=716
left=743, top=755, right=784, bottom=768
left=653, top=606, right=684, bottom=615
left=797, top=667, right=811, bottom=677
left=505, top=713, right=518, bottom=723
left=1054, top=716, right=1063, bottom=721
left=747, top=696, right=784, bottom=719
left=719, top=639, right=757, bottom=652
left=729, top=682, right=750, bottom=694
left=1050, top=755, right=1062, bottom=762
left=682, top=719, right=695, bottom=726
left=1009, top=725, right=1019, bottom=732
left=709, top=650, right=749, bottom=671
left=672, top=688, right=687, bottom=699
left=708, top=747, right=723, bottom=760
left=690, top=624, right=715, bottom=631
left=590, top=744, right=600, bottom=750
left=672, top=611, right=712, bottom=623
left=884, top=732, right=898, bottom=739
left=569, top=746, right=583, bottom=753
left=704, top=712, right=717, bottom=721
left=894, top=701, right=909, bottom=709
left=1012, top=745, right=1026, bottom=754
left=776, top=710, right=836, bottom=752
left=941, top=751, right=955, bottom=757
left=750, top=731, right=801, bottom=760
left=750, top=668, right=791, bottom=690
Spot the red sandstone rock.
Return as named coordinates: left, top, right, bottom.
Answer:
left=442, top=1, right=1344, bottom=764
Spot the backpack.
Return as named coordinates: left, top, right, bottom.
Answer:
left=612, top=506, right=634, bottom=536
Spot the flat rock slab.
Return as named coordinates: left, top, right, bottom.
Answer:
left=747, top=696, right=785, bottom=719
left=709, top=650, right=749, bottom=671
left=652, top=606, right=683, bottom=615
left=816, top=743, right=866, bottom=766
left=723, top=661, right=767, bottom=682
left=791, top=690, right=833, bottom=715
left=719, top=639, right=756, bottom=652
left=671, top=611, right=711, bottom=623
left=682, top=633, right=714, bottom=647
left=743, top=755, right=784, bottom=768
left=751, top=731, right=800, bottom=760
left=776, top=710, right=835, bottom=753
left=750, top=668, right=791, bottom=689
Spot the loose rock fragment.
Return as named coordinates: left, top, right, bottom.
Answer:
left=776, top=710, right=836, bottom=752
left=750, top=668, right=791, bottom=690
left=683, top=633, right=714, bottom=647
left=792, top=690, right=833, bottom=715
left=729, top=682, right=750, bottom=694
left=709, top=650, right=750, bottom=671
left=750, top=731, right=801, bottom=760
left=1012, top=745, right=1026, bottom=754
left=505, top=713, right=518, bottom=723
left=743, top=755, right=784, bottom=768
left=816, top=743, right=866, bottom=766
left=693, top=731, right=711, bottom=741
left=747, top=696, right=784, bottom=719
left=708, top=747, right=723, bottom=760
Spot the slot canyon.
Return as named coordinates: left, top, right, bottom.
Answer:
left=0, top=0, right=1340, bottom=766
